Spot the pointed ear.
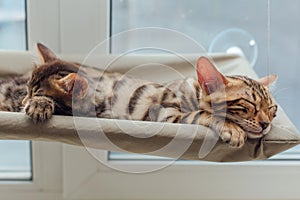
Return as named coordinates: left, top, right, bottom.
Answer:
left=36, top=43, right=58, bottom=64
left=257, top=74, right=277, bottom=87
left=57, top=73, right=88, bottom=99
left=196, top=56, right=228, bottom=94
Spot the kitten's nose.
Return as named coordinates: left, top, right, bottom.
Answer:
left=260, top=122, right=270, bottom=130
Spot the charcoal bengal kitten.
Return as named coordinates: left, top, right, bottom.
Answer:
left=2, top=43, right=278, bottom=148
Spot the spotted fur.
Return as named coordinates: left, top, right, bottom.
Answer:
left=2, top=43, right=278, bottom=148
left=0, top=75, right=28, bottom=112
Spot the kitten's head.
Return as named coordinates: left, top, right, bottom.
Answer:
left=197, top=57, right=277, bottom=139
left=22, top=43, right=89, bottom=114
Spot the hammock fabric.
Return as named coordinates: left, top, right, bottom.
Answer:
left=0, top=52, right=299, bottom=162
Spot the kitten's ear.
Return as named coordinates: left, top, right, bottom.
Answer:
left=58, top=73, right=88, bottom=99
left=196, top=56, right=228, bottom=94
left=257, top=74, right=277, bottom=87
left=36, top=43, right=58, bottom=64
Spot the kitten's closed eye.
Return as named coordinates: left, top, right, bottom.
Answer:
left=55, top=71, right=70, bottom=79
left=229, top=106, right=248, bottom=113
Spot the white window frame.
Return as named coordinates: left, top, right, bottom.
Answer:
left=0, top=1, right=63, bottom=199
left=1, top=0, right=300, bottom=199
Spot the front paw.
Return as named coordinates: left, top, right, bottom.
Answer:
left=219, top=122, right=247, bottom=148
left=24, top=96, right=55, bottom=123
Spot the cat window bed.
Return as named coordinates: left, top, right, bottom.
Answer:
left=0, top=52, right=299, bottom=162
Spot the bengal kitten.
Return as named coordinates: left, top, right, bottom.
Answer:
left=3, top=43, right=278, bottom=148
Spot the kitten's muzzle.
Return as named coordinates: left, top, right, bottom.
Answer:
left=247, top=124, right=271, bottom=139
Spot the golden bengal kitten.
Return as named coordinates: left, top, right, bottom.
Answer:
left=2, top=43, right=278, bottom=148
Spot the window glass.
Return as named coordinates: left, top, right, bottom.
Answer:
left=0, top=0, right=31, bottom=180
left=110, top=0, right=299, bottom=160
left=0, top=0, right=26, bottom=50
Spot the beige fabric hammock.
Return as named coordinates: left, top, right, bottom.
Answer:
left=0, top=51, right=299, bottom=162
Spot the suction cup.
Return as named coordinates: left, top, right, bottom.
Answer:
left=209, top=28, right=258, bottom=67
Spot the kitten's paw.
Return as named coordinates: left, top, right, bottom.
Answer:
left=220, top=122, right=247, bottom=148
left=24, top=96, right=55, bottom=123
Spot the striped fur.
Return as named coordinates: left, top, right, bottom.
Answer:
left=3, top=43, right=278, bottom=148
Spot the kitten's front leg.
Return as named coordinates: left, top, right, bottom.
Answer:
left=180, top=111, right=246, bottom=148
left=215, top=120, right=247, bottom=148
left=24, top=96, right=55, bottom=123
